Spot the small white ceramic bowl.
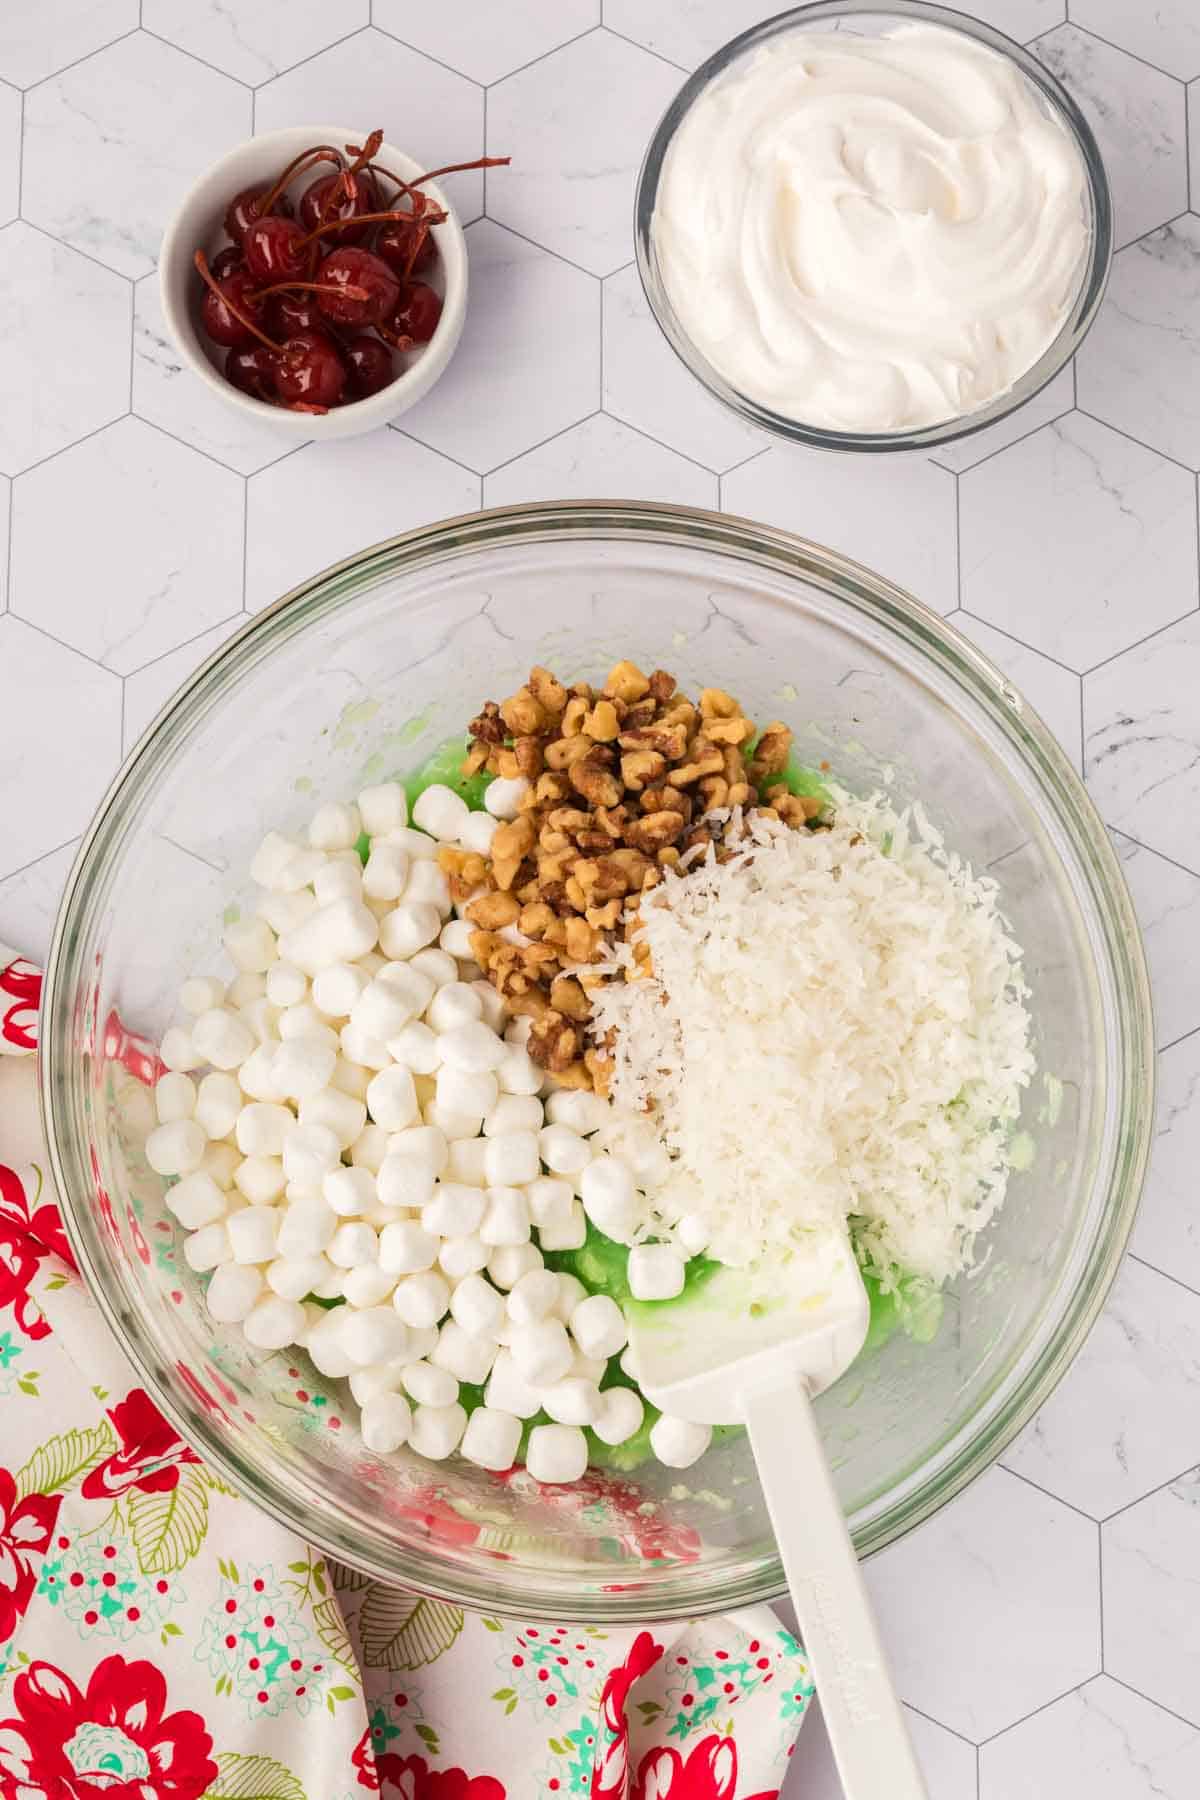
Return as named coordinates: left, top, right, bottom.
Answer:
left=159, top=125, right=467, bottom=440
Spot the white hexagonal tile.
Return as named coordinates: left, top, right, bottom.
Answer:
left=0, top=618, right=122, bottom=871
left=1191, top=80, right=1200, bottom=201
left=960, top=413, right=1197, bottom=671
left=376, top=0, right=599, bottom=86
left=867, top=1468, right=1098, bottom=1740
left=980, top=1675, right=1200, bottom=1799
left=1004, top=1257, right=1200, bottom=1518
left=1104, top=1470, right=1200, bottom=1726
left=953, top=0, right=1066, bottom=41
left=952, top=613, right=1082, bottom=773
left=0, top=0, right=137, bottom=88
left=132, top=274, right=293, bottom=476
left=246, top=428, right=477, bottom=613
left=1034, top=26, right=1187, bottom=249
left=254, top=29, right=484, bottom=220
left=0, top=81, right=18, bottom=227
left=931, top=366, right=1075, bottom=476
left=0, top=472, right=9, bottom=610
left=602, top=1, right=774, bottom=69
left=1077, top=221, right=1200, bottom=472
left=143, top=0, right=367, bottom=85
left=785, top=1692, right=977, bottom=1800
left=0, top=839, right=78, bottom=964
left=0, top=226, right=131, bottom=477
left=11, top=417, right=243, bottom=674
left=23, top=33, right=250, bottom=281
left=402, top=220, right=599, bottom=472
left=484, top=413, right=716, bottom=510
left=602, top=263, right=766, bottom=473
left=1084, top=613, right=1200, bottom=871
left=1072, top=0, right=1200, bottom=80
left=487, top=31, right=680, bottom=275
left=722, top=445, right=958, bottom=616
left=1114, top=833, right=1200, bottom=1049
left=1133, top=1030, right=1200, bottom=1294
left=123, top=616, right=245, bottom=752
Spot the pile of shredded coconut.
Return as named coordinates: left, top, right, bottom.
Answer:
left=589, top=791, right=1035, bottom=1288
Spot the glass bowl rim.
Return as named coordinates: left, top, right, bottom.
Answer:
left=40, top=499, right=1153, bottom=1618
left=634, top=0, right=1114, bottom=455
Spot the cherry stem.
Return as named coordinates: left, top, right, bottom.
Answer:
left=294, top=207, right=448, bottom=253
left=409, top=155, right=511, bottom=186
left=343, top=129, right=385, bottom=181
left=287, top=401, right=331, bottom=415
left=258, top=144, right=345, bottom=219
left=247, top=279, right=370, bottom=303
left=193, top=251, right=281, bottom=353
left=375, top=319, right=415, bottom=352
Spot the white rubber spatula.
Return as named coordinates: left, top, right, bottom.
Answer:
left=629, top=1229, right=928, bottom=1800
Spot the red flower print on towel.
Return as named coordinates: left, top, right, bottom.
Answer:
left=0, top=1655, right=217, bottom=1798
left=0, top=958, right=39, bottom=1054
left=377, top=1752, right=506, bottom=1799
left=81, top=1388, right=201, bottom=1501
left=0, top=1468, right=60, bottom=1645
left=634, top=1737, right=777, bottom=1800
left=592, top=1631, right=666, bottom=1799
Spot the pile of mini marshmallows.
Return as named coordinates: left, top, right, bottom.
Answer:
left=146, top=779, right=713, bottom=1483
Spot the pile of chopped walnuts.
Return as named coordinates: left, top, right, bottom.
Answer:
left=436, top=659, right=820, bottom=1091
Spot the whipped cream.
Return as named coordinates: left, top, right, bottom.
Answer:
left=652, top=23, right=1090, bottom=433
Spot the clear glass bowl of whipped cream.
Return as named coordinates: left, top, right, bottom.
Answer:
left=636, top=0, right=1112, bottom=453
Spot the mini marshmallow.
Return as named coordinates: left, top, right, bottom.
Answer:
left=484, top=776, right=529, bottom=821
left=422, top=1183, right=485, bottom=1238
left=569, top=1293, right=627, bottom=1360
left=545, top=1089, right=607, bottom=1134
left=424, top=1102, right=484, bottom=1142
left=674, top=1213, right=710, bottom=1256
left=438, top=1021, right=506, bottom=1075
left=570, top=1350, right=608, bottom=1385
left=235, top=1102, right=293, bottom=1158
left=201, top=1141, right=241, bottom=1190
left=350, top=1123, right=391, bottom=1172
left=342, top=1264, right=399, bottom=1308
left=273, top=1039, right=338, bottom=1102
left=313, top=860, right=363, bottom=907
left=180, top=976, right=226, bottom=1015
left=323, top=1165, right=377, bottom=1218
left=392, top=1270, right=451, bottom=1329
left=339, top=1022, right=391, bottom=1071
left=305, top=1310, right=357, bottom=1377
left=366, top=1065, right=419, bottom=1133
left=506, top=1268, right=559, bottom=1326
left=267, top=1252, right=331, bottom=1301
left=276, top=1198, right=337, bottom=1257
left=412, top=783, right=470, bottom=843
left=402, top=1360, right=459, bottom=1407
left=504, top=1016, right=532, bottom=1048
left=650, top=1416, right=712, bottom=1469
left=311, top=963, right=368, bottom=1019
left=387, top=1021, right=441, bottom=1075
left=535, top=1200, right=587, bottom=1252
left=354, top=971, right=430, bottom=1040
left=251, top=829, right=301, bottom=890
left=438, top=920, right=478, bottom=961
left=461, top=1405, right=521, bottom=1472
left=330, top=1057, right=372, bottom=1101
left=206, top=1262, right=264, bottom=1324
left=484, top=1095, right=543, bottom=1138
left=470, top=981, right=507, bottom=1033
left=326, top=1219, right=378, bottom=1269
left=160, top=1027, right=201, bottom=1073
left=628, top=1244, right=686, bottom=1302
left=483, top=1347, right=542, bottom=1419
left=277, top=1001, right=331, bottom=1042
left=155, top=1072, right=196, bottom=1124
left=526, top=1422, right=587, bottom=1484
left=223, top=917, right=277, bottom=974
left=378, top=902, right=441, bottom=960
left=553, top=1273, right=587, bottom=1322
left=349, top=1360, right=408, bottom=1405
left=527, top=1178, right=574, bottom=1230
left=450, top=1273, right=506, bottom=1338
left=386, top=1124, right=449, bottom=1178
left=361, top=1391, right=413, bottom=1454
left=282, top=1122, right=342, bottom=1188
left=265, top=961, right=309, bottom=1010
left=579, top=1157, right=640, bottom=1243
left=236, top=1045, right=284, bottom=1103
left=487, top=1243, right=543, bottom=1290
left=538, top=1125, right=592, bottom=1176
left=411, top=947, right=457, bottom=989
left=165, top=1170, right=227, bottom=1230
left=447, top=1137, right=489, bottom=1184
left=190, top=1007, right=255, bottom=1072
left=146, top=1119, right=207, bottom=1178
left=593, top=1386, right=645, bottom=1447
left=480, top=1187, right=530, bottom=1247
left=436, top=1065, right=498, bottom=1119
left=410, top=1400, right=467, bottom=1461
left=341, top=1305, right=408, bottom=1367
left=437, top=1234, right=489, bottom=1280
left=510, top=1316, right=573, bottom=1386
left=280, top=897, right=378, bottom=976
left=358, top=781, right=408, bottom=837
left=405, top=859, right=451, bottom=911
left=384, top=826, right=437, bottom=862
left=483, top=1133, right=539, bottom=1188
left=495, top=1046, right=542, bottom=1098
left=307, top=801, right=361, bottom=851
left=257, top=891, right=317, bottom=935
left=429, top=985, right=484, bottom=1039
left=227, top=1204, right=281, bottom=1264
left=432, top=1319, right=498, bottom=1383
left=542, top=1376, right=601, bottom=1427
left=299, top=1088, right=367, bottom=1150
left=184, top=1221, right=231, bottom=1271
left=379, top=1220, right=438, bottom=1275
left=459, top=810, right=499, bottom=856
left=362, top=842, right=410, bottom=902
left=239, top=997, right=282, bottom=1046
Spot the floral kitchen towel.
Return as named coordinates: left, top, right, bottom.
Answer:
left=0, top=943, right=813, bottom=1797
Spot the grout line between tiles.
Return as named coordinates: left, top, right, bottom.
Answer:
left=997, top=1463, right=1102, bottom=1528
left=1081, top=603, right=1200, bottom=678
left=0, top=836, right=82, bottom=886
left=1158, top=1021, right=1200, bottom=1055
left=1071, top=406, right=1200, bottom=483
left=252, top=23, right=371, bottom=96
left=138, top=28, right=256, bottom=91
left=1058, top=21, right=1187, bottom=85
left=480, top=23, right=605, bottom=90
left=20, top=26, right=141, bottom=95
left=1100, top=1453, right=1200, bottom=1528
left=601, top=23, right=689, bottom=75
left=482, top=215, right=606, bottom=281
left=1124, top=1250, right=1200, bottom=1303
left=1104, top=1673, right=1200, bottom=1735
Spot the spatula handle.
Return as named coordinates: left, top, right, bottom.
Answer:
left=744, top=1380, right=928, bottom=1800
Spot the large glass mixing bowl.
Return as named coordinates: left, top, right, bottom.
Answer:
left=41, top=503, right=1153, bottom=1619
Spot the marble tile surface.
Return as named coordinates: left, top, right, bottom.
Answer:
left=2, top=7, right=1200, bottom=1793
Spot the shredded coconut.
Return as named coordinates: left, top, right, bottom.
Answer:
left=589, top=790, right=1035, bottom=1287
